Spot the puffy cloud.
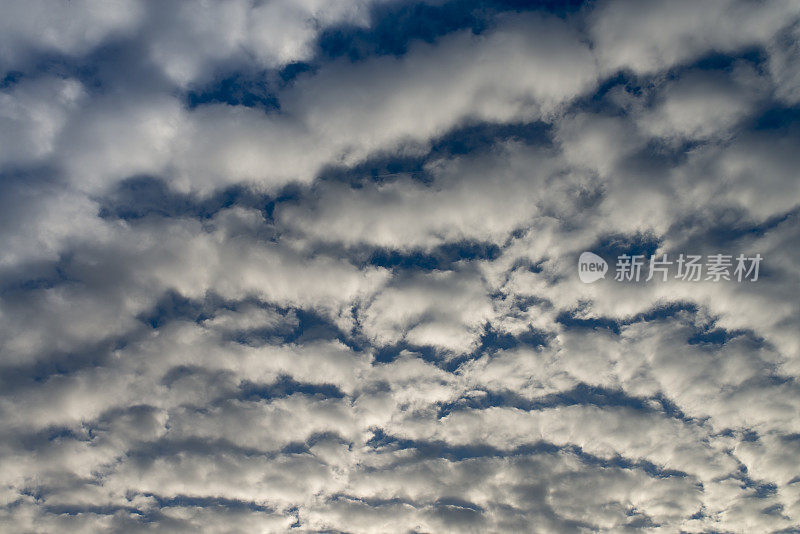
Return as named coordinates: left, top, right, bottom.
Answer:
left=0, top=0, right=144, bottom=70
left=1, top=0, right=799, bottom=532
left=590, top=0, right=800, bottom=74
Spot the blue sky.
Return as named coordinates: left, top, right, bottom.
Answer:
left=0, top=0, right=799, bottom=532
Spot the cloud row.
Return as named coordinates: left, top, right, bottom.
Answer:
left=1, top=0, right=799, bottom=532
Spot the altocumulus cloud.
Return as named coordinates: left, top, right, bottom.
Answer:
left=0, top=0, right=799, bottom=532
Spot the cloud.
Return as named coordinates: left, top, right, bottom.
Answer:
left=1, top=0, right=800, bottom=532
left=590, top=0, right=799, bottom=75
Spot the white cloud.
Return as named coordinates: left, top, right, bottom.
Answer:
left=1, top=0, right=799, bottom=531
left=590, top=0, right=800, bottom=75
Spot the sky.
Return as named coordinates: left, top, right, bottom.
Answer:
left=0, top=0, right=799, bottom=532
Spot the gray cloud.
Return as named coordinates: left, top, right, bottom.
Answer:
left=1, top=1, right=799, bottom=533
